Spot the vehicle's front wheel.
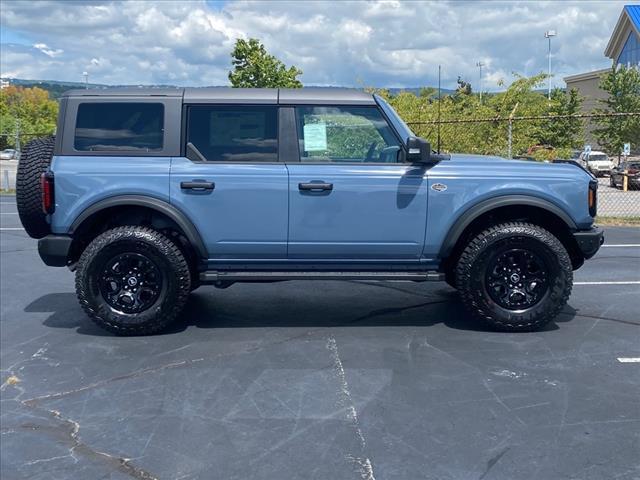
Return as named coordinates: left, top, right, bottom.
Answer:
left=75, top=227, right=191, bottom=335
left=455, top=222, right=572, bottom=332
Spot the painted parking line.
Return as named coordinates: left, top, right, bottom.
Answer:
left=617, top=358, right=640, bottom=363
left=0, top=228, right=24, bottom=231
left=602, top=244, right=640, bottom=248
left=0, top=212, right=18, bottom=215
left=575, top=281, right=640, bottom=285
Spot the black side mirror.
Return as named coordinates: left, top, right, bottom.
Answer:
left=406, top=136, right=431, bottom=164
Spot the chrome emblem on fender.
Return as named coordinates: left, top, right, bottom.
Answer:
left=431, top=183, right=448, bottom=192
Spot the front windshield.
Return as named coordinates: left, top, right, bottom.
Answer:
left=374, top=94, right=414, bottom=141
left=588, top=154, right=608, bottom=161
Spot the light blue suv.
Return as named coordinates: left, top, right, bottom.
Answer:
left=16, top=88, right=603, bottom=335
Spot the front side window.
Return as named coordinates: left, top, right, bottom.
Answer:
left=295, top=106, right=401, bottom=163
left=186, top=105, right=278, bottom=162
left=74, top=103, right=164, bottom=152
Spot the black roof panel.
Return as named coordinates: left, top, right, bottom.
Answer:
left=63, top=87, right=375, bottom=105
left=279, top=88, right=375, bottom=105
left=183, top=87, right=277, bottom=104
left=63, top=87, right=184, bottom=97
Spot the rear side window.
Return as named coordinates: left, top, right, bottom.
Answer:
left=74, top=103, right=164, bottom=152
left=186, top=105, right=278, bottom=162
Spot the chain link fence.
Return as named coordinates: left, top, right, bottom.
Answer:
left=2, top=115, right=639, bottom=219
left=407, top=112, right=640, bottom=219
left=1, top=133, right=52, bottom=193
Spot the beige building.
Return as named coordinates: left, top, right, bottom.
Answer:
left=563, top=5, right=639, bottom=149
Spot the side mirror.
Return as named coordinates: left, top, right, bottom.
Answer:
left=406, top=136, right=431, bottom=164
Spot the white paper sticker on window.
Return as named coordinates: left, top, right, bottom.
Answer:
left=303, top=123, right=327, bottom=151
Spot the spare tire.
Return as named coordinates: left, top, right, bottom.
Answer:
left=16, top=136, right=55, bottom=239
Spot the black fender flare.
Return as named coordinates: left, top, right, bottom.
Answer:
left=69, top=195, right=207, bottom=259
left=439, top=195, right=577, bottom=259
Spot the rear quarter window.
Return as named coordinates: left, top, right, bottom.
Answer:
left=186, top=105, right=278, bottom=162
left=74, top=103, right=164, bottom=152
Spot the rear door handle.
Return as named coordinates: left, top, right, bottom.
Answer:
left=181, top=181, right=215, bottom=191
left=298, top=182, right=333, bottom=192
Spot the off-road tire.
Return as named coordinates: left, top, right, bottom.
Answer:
left=455, top=222, right=572, bottom=332
left=16, top=136, right=55, bottom=238
left=75, top=226, right=191, bottom=335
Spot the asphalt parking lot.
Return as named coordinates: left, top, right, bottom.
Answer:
left=1, top=195, right=639, bottom=480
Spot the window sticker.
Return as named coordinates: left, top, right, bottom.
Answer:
left=303, top=123, right=327, bottom=151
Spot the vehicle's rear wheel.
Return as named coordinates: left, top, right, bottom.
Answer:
left=75, top=226, right=191, bottom=335
left=455, top=222, right=572, bottom=332
left=16, top=136, right=55, bottom=238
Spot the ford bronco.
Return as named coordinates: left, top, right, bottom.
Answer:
left=16, top=88, right=603, bottom=335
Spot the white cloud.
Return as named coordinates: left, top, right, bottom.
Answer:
left=0, top=0, right=626, bottom=89
left=33, top=43, right=63, bottom=57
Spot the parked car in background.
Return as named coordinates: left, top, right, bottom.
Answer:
left=552, top=158, right=588, bottom=172
left=0, top=149, right=20, bottom=160
left=578, top=151, right=614, bottom=177
left=610, top=161, right=640, bottom=189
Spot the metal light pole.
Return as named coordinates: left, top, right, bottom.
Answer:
left=476, top=61, right=485, bottom=104
left=82, top=71, right=89, bottom=89
left=544, top=30, right=556, bottom=100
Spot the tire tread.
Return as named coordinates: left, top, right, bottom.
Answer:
left=455, top=222, right=573, bottom=331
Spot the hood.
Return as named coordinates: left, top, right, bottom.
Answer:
left=445, top=153, right=593, bottom=179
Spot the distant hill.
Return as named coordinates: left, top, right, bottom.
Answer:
left=2, top=78, right=458, bottom=100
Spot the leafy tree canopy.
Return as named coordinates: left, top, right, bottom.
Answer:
left=228, top=38, right=303, bottom=88
left=593, top=64, right=640, bottom=157
left=0, top=86, right=58, bottom=149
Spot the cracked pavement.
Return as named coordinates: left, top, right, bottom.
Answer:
left=1, top=195, right=639, bottom=479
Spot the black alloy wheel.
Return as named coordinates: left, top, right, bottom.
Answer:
left=98, top=253, right=163, bottom=314
left=485, top=248, right=549, bottom=310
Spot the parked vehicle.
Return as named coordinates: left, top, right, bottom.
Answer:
left=610, top=161, right=640, bottom=189
left=552, top=158, right=588, bottom=172
left=578, top=151, right=614, bottom=177
left=0, top=148, right=20, bottom=160
left=16, top=88, right=603, bottom=335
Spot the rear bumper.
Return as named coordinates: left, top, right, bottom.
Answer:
left=38, top=235, right=72, bottom=267
left=573, top=227, right=604, bottom=259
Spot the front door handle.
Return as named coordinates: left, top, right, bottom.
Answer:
left=298, top=182, right=333, bottom=192
left=181, top=181, right=215, bottom=191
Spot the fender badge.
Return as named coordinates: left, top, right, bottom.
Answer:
left=431, top=183, right=448, bottom=192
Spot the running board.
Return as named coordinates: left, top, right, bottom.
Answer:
left=200, top=271, right=444, bottom=282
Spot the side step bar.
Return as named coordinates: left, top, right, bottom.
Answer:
left=200, top=271, right=444, bottom=282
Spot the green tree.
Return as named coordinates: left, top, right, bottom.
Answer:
left=0, top=85, right=58, bottom=149
left=592, top=64, right=640, bottom=156
left=228, top=38, right=303, bottom=88
left=535, top=87, right=583, bottom=149
left=455, top=76, right=472, bottom=96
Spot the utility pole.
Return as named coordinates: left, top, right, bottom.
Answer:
left=476, top=61, right=485, bottom=104
left=437, top=65, right=441, bottom=154
left=544, top=30, right=556, bottom=100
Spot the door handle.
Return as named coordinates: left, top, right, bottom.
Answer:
left=298, top=182, right=333, bottom=192
left=181, top=181, right=215, bottom=191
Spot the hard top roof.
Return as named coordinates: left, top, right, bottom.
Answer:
left=63, top=87, right=376, bottom=105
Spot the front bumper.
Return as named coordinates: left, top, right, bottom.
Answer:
left=38, top=235, right=72, bottom=267
left=573, top=227, right=604, bottom=259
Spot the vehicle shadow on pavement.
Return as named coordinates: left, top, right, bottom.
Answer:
left=26, top=286, right=577, bottom=336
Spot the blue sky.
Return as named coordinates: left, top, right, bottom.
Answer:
left=0, top=0, right=628, bottom=90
